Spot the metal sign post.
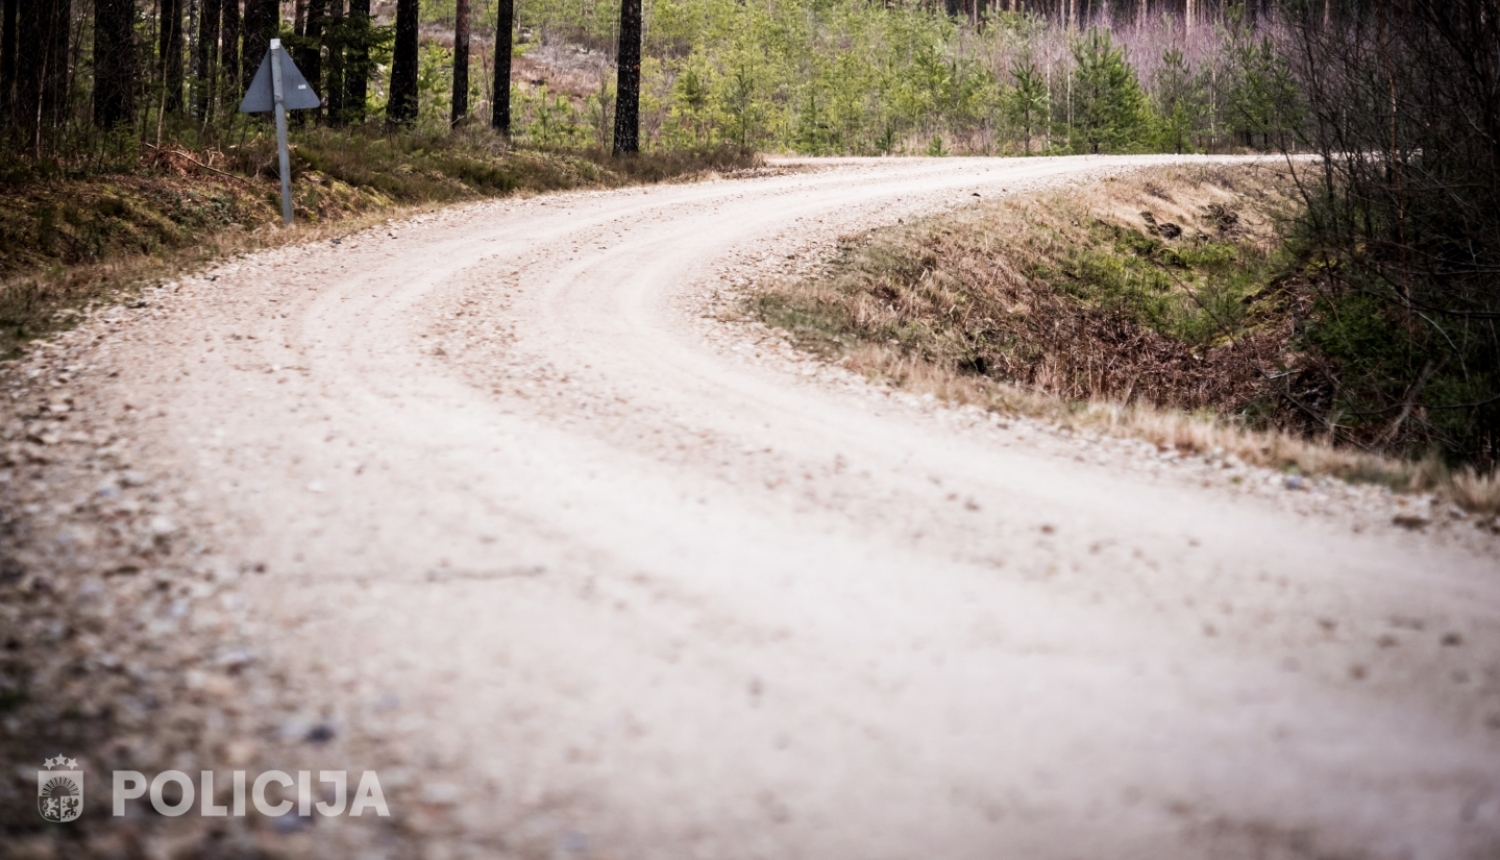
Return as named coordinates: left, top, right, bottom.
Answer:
left=239, top=39, right=321, bottom=226
left=269, top=40, right=294, bottom=225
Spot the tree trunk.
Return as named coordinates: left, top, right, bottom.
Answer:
left=16, top=0, right=70, bottom=149
left=387, top=0, right=419, bottom=125
left=0, top=0, right=17, bottom=120
left=326, top=0, right=345, bottom=124
left=42, top=0, right=70, bottom=128
left=160, top=0, right=186, bottom=113
left=94, top=0, right=137, bottom=128
left=451, top=0, right=469, bottom=124
left=15, top=0, right=40, bottom=143
left=343, top=0, right=369, bottom=123
left=221, top=0, right=240, bottom=99
left=195, top=0, right=222, bottom=121
left=611, top=0, right=641, bottom=154
left=242, top=0, right=277, bottom=92
left=299, top=0, right=325, bottom=123
left=491, top=0, right=512, bottom=133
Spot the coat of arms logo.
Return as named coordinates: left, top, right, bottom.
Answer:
left=37, top=756, right=83, bottom=823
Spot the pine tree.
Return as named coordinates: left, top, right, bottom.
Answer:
left=1007, top=55, right=1049, bottom=154
left=1069, top=27, right=1150, bottom=154
left=452, top=0, right=470, bottom=124
left=387, top=0, right=419, bottom=125
left=299, top=0, right=327, bottom=123
left=222, top=0, right=241, bottom=100
left=1226, top=34, right=1297, bottom=149
left=0, top=0, right=15, bottom=122
left=795, top=88, right=825, bottom=154
left=160, top=0, right=186, bottom=114
left=1152, top=47, right=1207, bottom=153
left=94, top=0, right=137, bottom=128
left=343, top=0, right=371, bottom=124
left=725, top=57, right=758, bottom=150
left=17, top=0, right=71, bottom=147
left=612, top=0, right=642, bottom=154
left=326, top=0, right=346, bottom=124
left=672, top=64, right=709, bottom=145
left=194, top=0, right=222, bottom=121
left=44, top=0, right=71, bottom=130
left=243, top=0, right=278, bottom=92
left=491, top=0, right=513, bottom=133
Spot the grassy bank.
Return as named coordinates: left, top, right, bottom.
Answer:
left=0, top=127, right=758, bottom=358
left=754, top=164, right=1500, bottom=514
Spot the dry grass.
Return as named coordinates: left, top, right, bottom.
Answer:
left=0, top=201, right=444, bottom=353
left=838, top=340, right=1410, bottom=482
left=759, top=164, right=1298, bottom=410
left=756, top=163, right=1500, bottom=514
left=1450, top=468, right=1500, bottom=517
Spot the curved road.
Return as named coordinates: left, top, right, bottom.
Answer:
left=104, top=157, right=1498, bottom=859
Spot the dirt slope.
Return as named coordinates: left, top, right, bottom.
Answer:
left=6, top=156, right=1499, bottom=860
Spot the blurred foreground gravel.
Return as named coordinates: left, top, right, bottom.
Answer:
left=1, top=309, right=411, bottom=859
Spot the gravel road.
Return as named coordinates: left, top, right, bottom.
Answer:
left=5, top=156, right=1498, bottom=860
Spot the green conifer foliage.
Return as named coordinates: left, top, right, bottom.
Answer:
left=1226, top=34, right=1298, bottom=150
left=1152, top=47, right=1208, bottom=153
left=1007, top=55, right=1049, bottom=154
left=1068, top=27, right=1151, bottom=154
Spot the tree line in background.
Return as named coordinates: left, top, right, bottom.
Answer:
left=0, top=0, right=530, bottom=156
left=397, top=0, right=1309, bottom=155
left=0, top=0, right=1320, bottom=161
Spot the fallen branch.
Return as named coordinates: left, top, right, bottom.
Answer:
left=141, top=142, right=260, bottom=188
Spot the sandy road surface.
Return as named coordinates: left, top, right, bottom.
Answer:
left=31, top=157, right=1500, bottom=859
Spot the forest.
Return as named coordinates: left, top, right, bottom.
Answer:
left=3, top=0, right=1306, bottom=156
left=1, top=0, right=1497, bottom=468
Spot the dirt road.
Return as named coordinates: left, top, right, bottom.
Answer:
left=15, top=157, right=1500, bottom=859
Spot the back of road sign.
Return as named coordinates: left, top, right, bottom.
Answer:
left=239, top=39, right=315, bottom=225
left=239, top=48, right=321, bottom=113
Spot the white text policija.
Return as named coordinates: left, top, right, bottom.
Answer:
left=113, top=770, right=390, bottom=817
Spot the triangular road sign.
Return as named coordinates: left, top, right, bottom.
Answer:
left=240, top=46, right=321, bottom=113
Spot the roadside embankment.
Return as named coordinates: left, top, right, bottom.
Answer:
left=754, top=163, right=1500, bottom=514
left=0, top=129, right=758, bottom=358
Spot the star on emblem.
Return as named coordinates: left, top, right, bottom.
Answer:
left=43, top=756, right=59, bottom=769
left=64, top=758, right=78, bottom=769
